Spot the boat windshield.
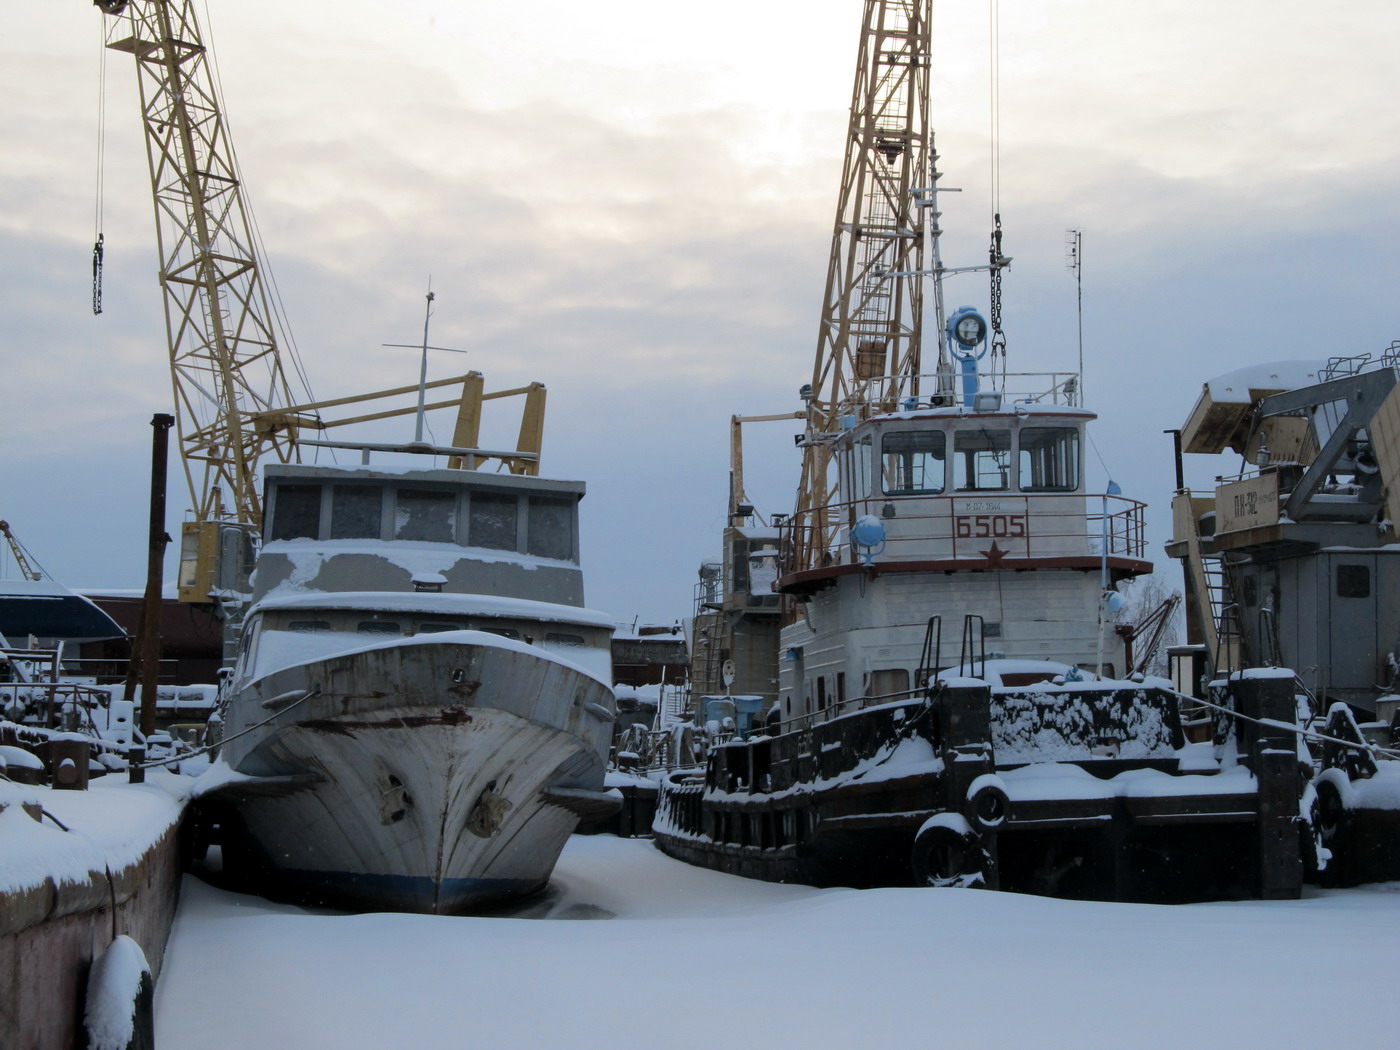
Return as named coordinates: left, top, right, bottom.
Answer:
left=1018, top=426, right=1080, bottom=492
left=954, top=428, right=1012, bottom=491
left=881, top=431, right=946, bottom=495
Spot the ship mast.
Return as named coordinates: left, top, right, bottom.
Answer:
left=794, top=0, right=934, bottom=543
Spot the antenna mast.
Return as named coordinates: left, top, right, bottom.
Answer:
left=1066, top=228, right=1083, bottom=405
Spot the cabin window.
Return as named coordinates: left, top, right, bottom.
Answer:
left=545, top=632, right=586, bottom=646
left=470, top=494, right=519, bottom=551
left=331, top=484, right=383, bottom=539
left=527, top=497, right=573, bottom=559
left=1337, top=565, right=1370, bottom=598
left=286, top=620, right=331, bottom=632
left=881, top=431, right=946, bottom=495
left=816, top=676, right=828, bottom=710
left=480, top=627, right=521, bottom=640
left=269, top=485, right=323, bottom=540
left=954, top=429, right=1011, bottom=491
left=357, top=621, right=402, bottom=634
left=395, top=488, right=456, bottom=543
left=235, top=618, right=262, bottom=678
left=869, top=668, right=910, bottom=699
left=1018, top=427, right=1080, bottom=493
left=418, top=621, right=465, bottom=633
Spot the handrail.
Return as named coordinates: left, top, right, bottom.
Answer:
left=779, top=492, right=1148, bottom=576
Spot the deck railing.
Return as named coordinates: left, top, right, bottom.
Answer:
left=779, top=492, right=1147, bottom=576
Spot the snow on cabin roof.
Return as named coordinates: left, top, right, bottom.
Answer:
left=249, top=589, right=617, bottom=630
left=265, top=461, right=585, bottom=496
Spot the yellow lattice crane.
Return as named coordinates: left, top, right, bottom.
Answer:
left=793, top=0, right=938, bottom=557
left=92, top=2, right=545, bottom=604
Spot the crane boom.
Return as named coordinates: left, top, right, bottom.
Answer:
left=98, top=0, right=303, bottom=599
left=0, top=521, right=45, bottom=582
left=795, top=0, right=933, bottom=544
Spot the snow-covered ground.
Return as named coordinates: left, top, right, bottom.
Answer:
left=157, top=835, right=1399, bottom=1049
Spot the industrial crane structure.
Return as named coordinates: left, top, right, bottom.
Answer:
left=96, top=0, right=304, bottom=600
left=794, top=0, right=938, bottom=547
left=92, top=1, right=544, bottom=605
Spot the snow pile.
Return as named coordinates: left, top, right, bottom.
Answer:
left=0, top=771, right=190, bottom=894
left=84, top=935, right=151, bottom=1050
left=154, top=836, right=1400, bottom=1050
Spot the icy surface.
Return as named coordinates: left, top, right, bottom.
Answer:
left=154, top=835, right=1400, bottom=1050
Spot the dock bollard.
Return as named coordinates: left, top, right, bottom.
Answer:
left=128, top=746, right=146, bottom=784
left=49, top=738, right=91, bottom=791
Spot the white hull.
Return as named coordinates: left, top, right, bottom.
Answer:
left=212, top=633, right=616, bottom=912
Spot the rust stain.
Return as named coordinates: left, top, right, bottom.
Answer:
left=301, top=710, right=474, bottom=733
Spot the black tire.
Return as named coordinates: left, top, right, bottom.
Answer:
left=964, top=783, right=1010, bottom=831
left=912, top=819, right=989, bottom=888
left=1314, top=778, right=1345, bottom=842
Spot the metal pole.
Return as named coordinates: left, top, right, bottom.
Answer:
left=415, top=289, right=435, bottom=443
left=137, top=414, right=175, bottom=746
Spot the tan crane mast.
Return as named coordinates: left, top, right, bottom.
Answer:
left=793, top=0, right=938, bottom=554
left=95, top=0, right=308, bottom=602
left=92, top=2, right=546, bottom=605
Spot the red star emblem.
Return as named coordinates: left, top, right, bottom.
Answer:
left=979, top=541, right=1009, bottom=565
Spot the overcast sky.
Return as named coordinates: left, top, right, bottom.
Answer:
left=3, top=0, right=1398, bottom=627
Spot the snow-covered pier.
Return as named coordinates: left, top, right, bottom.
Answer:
left=0, top=764, right=189, bottom=1050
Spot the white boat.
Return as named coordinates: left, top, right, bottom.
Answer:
left=204, top=461, right=618, bottom=913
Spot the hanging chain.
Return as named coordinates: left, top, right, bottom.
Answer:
left=988, top=213, right=1008, bottom=384
left=92, top=234, right=105, bottom=315
left=92, top=10, right=111, bottom=316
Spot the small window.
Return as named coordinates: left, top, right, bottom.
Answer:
left=357, top=621, right=401, bottom=634
left=480, top=627, right=521, bottom=640
left=527, top=497, right=574, bottom=559
left=817, top=676, right=827, bottom=710
left=882, top=431, right=946, bottom=495
left=331, top=484, right=383, bottom=539
left=418, top=621, right=465, bottom=634
left=869, top=668, right=910, bottom=699
left=269, top=485, right=322, bottom=540
left=1018, top=427, right=1081, bottom=493
left=395, top=488, right=456, bottom=543
left=470, top=494, right=519, bottom=551
left=286, top=620, right=331, bottom=633
left=954, top=429, right=1012, bottom=491
left=1337, top=564, right=1371, bottom=598
left=545, top=632, right=586, bottom=646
